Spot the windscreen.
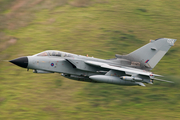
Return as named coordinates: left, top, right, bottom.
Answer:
left=37, top=51, right=75, bottom=57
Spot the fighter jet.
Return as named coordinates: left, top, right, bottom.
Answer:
left=9, top=38, right=176, bottom=86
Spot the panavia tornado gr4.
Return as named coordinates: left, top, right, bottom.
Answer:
left=10, top=38, right=176, bottom=86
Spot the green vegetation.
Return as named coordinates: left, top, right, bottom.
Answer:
left=0, top=0, right=180, bottom=119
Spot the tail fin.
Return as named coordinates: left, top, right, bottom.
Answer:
left=120, top=38, right=176, bottom=70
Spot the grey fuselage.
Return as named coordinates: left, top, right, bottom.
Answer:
left=10, top=38, right=176, bottom=86
left=26, top=50, right=142, bottom=86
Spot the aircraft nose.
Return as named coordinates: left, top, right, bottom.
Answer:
left=9, top=57, right=28, bottom=68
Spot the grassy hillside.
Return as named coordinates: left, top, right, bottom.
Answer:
left=0, top=0, right=180, bottom=119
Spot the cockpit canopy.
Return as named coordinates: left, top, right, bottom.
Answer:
left=35, top=50, right=76, bottom=57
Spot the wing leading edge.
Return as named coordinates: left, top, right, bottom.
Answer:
left=85, top=61, right=174, bottom=83
left=85, top=61, right=152, bottom=76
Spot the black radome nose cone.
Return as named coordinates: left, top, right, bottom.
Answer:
left=9, top=57, right=28, bottom=68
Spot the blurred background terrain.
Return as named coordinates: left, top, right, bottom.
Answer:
left=0, top=0, right=180, bottom=119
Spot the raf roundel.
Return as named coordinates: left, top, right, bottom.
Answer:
left=51, top=63, right=54, bottom=67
